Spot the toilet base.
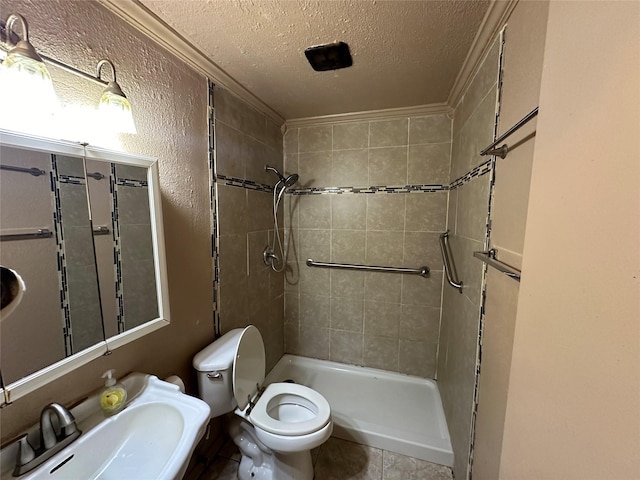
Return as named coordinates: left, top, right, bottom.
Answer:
left=229, top=416, right=314, bottom=480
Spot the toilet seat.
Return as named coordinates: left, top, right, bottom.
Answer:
left=249, top=382, right=331, bottom=436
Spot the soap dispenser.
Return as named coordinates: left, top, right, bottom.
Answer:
left=99, top=370, right=127, bottom=417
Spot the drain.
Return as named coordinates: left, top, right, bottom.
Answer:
left=283, top=379, right=296, bottom=383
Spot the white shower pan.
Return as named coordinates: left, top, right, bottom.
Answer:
left=264, top=354, right=453, bottom=467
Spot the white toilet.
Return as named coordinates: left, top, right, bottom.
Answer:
left=193, top=325, right=332, bottom=480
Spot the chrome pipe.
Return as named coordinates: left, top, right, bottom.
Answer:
left=306, top=259, right=429, bottom=277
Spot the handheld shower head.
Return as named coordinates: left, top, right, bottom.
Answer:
left=265, top=165, right=298, bottom=188
left=283, top=173, right=299, bottom=188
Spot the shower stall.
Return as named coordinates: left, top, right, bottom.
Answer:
left=212, top=28, right=502, bottom=477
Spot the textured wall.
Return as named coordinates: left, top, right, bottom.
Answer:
left=214, top=87, right=285, bottom=372
left=1, top=0, right=211, bottom=442
left=283, top=115, right=451, bottom=378
left=472, top=2, right=549, bottom=478
left=437, top=38, right=500, bottom=479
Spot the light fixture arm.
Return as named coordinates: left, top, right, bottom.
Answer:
left=96, top=59, right=117, bottom=83
left=4, top=14, right=29, bottom=47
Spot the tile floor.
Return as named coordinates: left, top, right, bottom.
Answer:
left=186, top=435, right=453, bottom=480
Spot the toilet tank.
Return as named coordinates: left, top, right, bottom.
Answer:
left=193, top=329, right=244, bottom=418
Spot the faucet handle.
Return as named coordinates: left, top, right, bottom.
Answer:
left=15, top=435, right=36, bottom=467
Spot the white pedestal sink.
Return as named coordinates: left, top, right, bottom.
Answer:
left=1, top=374, right=211, bottom=480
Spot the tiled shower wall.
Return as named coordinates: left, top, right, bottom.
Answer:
left=213, top=86, right=285, bottom=371
left=437, top=38, right=501, bottom=479
left=283, top=115, right=451, bottom=378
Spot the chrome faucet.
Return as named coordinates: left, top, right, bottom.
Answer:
left=40, top=403, right=78, bottom=449
left=13, top=403, right=81, bottom=476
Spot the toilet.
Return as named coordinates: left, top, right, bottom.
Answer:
left=193, top=325, right=332, bottom=480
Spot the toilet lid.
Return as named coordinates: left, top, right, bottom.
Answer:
left=250, top=382, right=331, bottom=436
left=232, top=325, right=266, bottom=411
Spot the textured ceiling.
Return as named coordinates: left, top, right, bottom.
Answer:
left=139, top=0, right=490, bottom=119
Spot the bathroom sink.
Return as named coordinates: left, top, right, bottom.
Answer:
left=4, top=374, right=210, bottom=480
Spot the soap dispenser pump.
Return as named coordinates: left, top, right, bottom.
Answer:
left=99, top=369, right=127, bottom=417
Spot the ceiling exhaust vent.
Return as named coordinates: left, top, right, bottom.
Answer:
left=304, top=42, right=353, bottom=71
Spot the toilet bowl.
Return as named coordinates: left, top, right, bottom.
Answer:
left=193, top=325, right=333, bottom=480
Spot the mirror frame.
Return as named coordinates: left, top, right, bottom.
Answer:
left=0, top=129, right=170, bottom=404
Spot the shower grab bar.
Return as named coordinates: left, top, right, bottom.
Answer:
left=306, top=259, right=430, bottom=278
left=473, top=250, right=521, bottom=282
left=0, top=164, right=46, bottom=176
left=480, top=106, right=539, bottom=159
left=0, top=228, right=53, bottom=241
left=439, top=231, right=463, bottom=293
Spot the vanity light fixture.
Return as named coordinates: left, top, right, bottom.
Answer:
left=1, top=14, right=59, bottom=126
left=96, top=59, right=136, bottom=134
left=1, top=13, right=137, bottom=136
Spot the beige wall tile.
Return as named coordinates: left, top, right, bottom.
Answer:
left=217, top=185, right=247, bottom=235
left=265, top=118, right=283, bottom=153
left=333, top=122, right=369, bottom=150
left=330, top=330, right=363, bottom=365
left=367, top=195, right=406, bottom=231
left=284, top=322, right=300, bottom=354
left=284, top=128, right=298, bottom=154
left=332, top=149, right=368, bottom=186
left=365, top=231, right=404, bottom=266
left=299, top=151, right=332, bottom=187
left=331, top=297, right=364, bottom=332
left=331, top=230, right=366, bottom=263
left=247, top=190, right=272, bottom=232
left=298, top=195, right=331, bottom=229
left=299, top=125, right=332, bottom=152
left=400, top=304, right=440, bottom=341
left=402, top=273, right=443, bottom=308
left=403, top=231, right=441, bottom=268
left=405, top=192, right=448, bottom=232
left=218, top=233, right=247, bottom=286
left=299, top=325, right=330, bottom=360
left=215, top=121, right=245, bottom=179
left=399, top=339, right=437, bottom=377
left=300, top=293, right=330, bottom=327
left=332, top=194, right=366, bottom=230
left=299, top=266, right=330, bottom=295
left=364, top=301, right=401, bottom=338
left=454, top=39, right=500, bottom=133
left=364, top=272, right=402, bottom=303
left=456, top=175, right=490, bottom=242
left=330, top=270, right=365, bottom=299
left=284, top=292, right=299, bottom=324
left=409, top=114, right=452, bottom=144
left=369, top=118, right=409, bottom=147
left=363, top=335, right=399, bottom=371
left=408, top=143, right=451, bottom=185
left=369, top=146, right=408, bottom=185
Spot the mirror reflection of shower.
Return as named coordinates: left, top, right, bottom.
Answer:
left=263, top=165, right=299, bottom=272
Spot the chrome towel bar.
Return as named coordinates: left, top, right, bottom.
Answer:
left=0, top=164, right=46, bottom=176
left=0, top=228, right=53, bottom=241
left=306, top=259, right=430, bottom=277
left=480, top=106, right=539, bottom=159
left=439, top=231, right=463, bottom=293
left=473, top=250, right=521, bottom=282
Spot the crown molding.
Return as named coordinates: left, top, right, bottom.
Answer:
left=285, top=103, right=452, bottom=129
left=447, top=0, right=518, bottom=108
left=96, top=0, right=285, bottom=125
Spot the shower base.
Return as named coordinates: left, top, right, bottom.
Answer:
left=264, top=354, right=453, bottom=467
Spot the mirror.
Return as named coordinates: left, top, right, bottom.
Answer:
left=0, top=130, right=169, bottom=402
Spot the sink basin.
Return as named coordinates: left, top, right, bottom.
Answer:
left=3, top=374, right=210, bottom=480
